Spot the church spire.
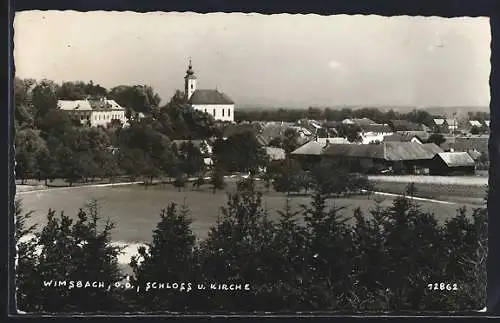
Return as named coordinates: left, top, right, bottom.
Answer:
left=186, top=58, right=195, bottom=76
left=185, top=57, right=197, bottom=100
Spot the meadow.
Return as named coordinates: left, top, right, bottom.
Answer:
left=17, top=180, right=482, bottom=244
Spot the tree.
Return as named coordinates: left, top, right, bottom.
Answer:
left=173, top=173, right=187, bottom=192
left=212, top=131, right=268, bottom=174
left=31, top=79, right=59, bottom=126
left=15, top=129, right=49, bottom=184
left=192, top=174, right=206, bottom=189
left=175, top=141, right=205, bottom=178
left=426, top=133, right=446, bottom=147
left=38, top=109, right=79, bottom=138
left=24, top=201, right=127, bottom=313
left=197, top=186, right=276, bottom=311
left=14, top=78, right=37, bottom=129
left=109, top=85, right=161, bottom=119
left=337, top=123, right=362, bottom=143
left=15, top=199, right=39, bottom=312
left=300, top=191, right=354, bottom=309
left=470, top=125, right=480, bottom=135
left=35, top=145, right=57, bottom=185
left=267, top=198, right=310, bottom=309
left=209, top=166, right=226, bottom=194
left=56, top=81, right=88, bottom=100
left=117, top=122, right=175, bottom=183
left=282, top=128, right=300, bottom=156
left=130, top=202, right=197, bottom=311
left=272, top=158, right=303, bottom=195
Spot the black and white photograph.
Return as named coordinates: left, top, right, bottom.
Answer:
left=12, top=11, right=490, bottom=314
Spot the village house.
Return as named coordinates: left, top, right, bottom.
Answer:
left=468, top=120, right=483, bottom=128
left=184, top=60, right=235, bottom=123
left=395, top=130, right=430, bottom=142
left=57, top=98, right=128, bottom=127
left=290, top=140, right=326, bottom=170
left=389, top=119, right=426, bottom=132
left=441, top=135, right=488, bottom=154
left=429, top=152, right=475, bottom=175
left=432, top=118, right=448, bottom=133
left=322, top=141, right=443, bottom=174
left=358, top=123, right=394, bottom=144
left=383, top=133, right=423, bottom=144
left=446, top=118, right=459, bottom=133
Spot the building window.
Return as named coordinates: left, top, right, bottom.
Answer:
left=213, top=109, right=216, bottom=116
left=204, top=108, right=207, bottom=113
left=228, top=108, right=231, bottom=117
left=191, top=84, right=194, bottom=89
left=222, top=109, right=225, bottom=117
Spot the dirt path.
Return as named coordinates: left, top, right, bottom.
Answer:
left=368, top=175, right=488, bottom=186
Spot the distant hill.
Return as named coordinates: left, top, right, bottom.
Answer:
left=423, top=106, right=489, bottom=118
left=235, top=104, right=489, bottom=117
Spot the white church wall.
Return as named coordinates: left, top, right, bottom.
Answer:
left=193, top=104, right=234, bottom=122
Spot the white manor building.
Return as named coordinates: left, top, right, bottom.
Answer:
left=184, top=60, right=235, bottom=123
left=57, top=98, right=128, bottom=127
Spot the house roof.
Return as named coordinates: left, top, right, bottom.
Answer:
left=344, top=118, right=375, bottom=126
left=316, top=137, right=350, bottom=145
left=323, top=142, right=442, bottom=161
left=255, top=134, right=270, bottom=146
left=222, top=123, right=255, bottom=138
left=451, top=136, right=489, bottom=155
left=58, top=99, right=125, bottom=111
left=361, top=123, right=393, bottom=133
left=291, top=140, right=325, bottom=156
left=188, top=89, right=234, bottom=105
left=265, top=147, right=286, bottom=160
left=383, top=133, right=421, bottom=143
left=433, top=118, right=445, bottom=125
left=91, top=99, right=125, bottom=111
left=259, top=123, right=286, bottom=141
left=435, top=152, right=475, bottom=167
left=395, top=130, right=430, bottom=141
left=469, top=120, right=483, bottom=127
left=58, top=100, right=93, bottom=111
left=468, top=150, right=483, bottom=160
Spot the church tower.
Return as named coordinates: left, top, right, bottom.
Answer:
left=184, top=59, right=197, bottom=100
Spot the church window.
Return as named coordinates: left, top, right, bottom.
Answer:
left=222, top=109, right=225, bottom=117
left=213, top=109, right=216, bottom=116
left=191, top=84, right=194, bottom=89
left=228, top=108, right=231, bottom=117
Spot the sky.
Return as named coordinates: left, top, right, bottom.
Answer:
left=13, top=11, right=491, bottom=108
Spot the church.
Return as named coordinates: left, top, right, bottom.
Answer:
left=184, top=60, right=235, bottom=123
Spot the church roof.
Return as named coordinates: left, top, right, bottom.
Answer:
left=188, top=89, right=234, bottom=105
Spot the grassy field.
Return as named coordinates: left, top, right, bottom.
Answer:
left=17, top=181, right=482, bottom=244
left=371, top=180, right=487, bottom=205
